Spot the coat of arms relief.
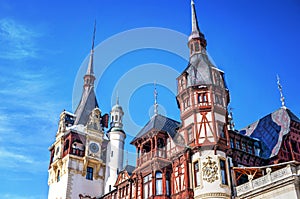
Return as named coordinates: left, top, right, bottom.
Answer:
left=202, top=156, right=219, bottom=183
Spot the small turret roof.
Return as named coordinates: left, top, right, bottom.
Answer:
left=131, top=114, right=180, bottom=144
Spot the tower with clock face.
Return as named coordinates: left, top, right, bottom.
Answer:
left=48, top=25, right=107, bottom=199
left=104, top=98, right=126, bottom=194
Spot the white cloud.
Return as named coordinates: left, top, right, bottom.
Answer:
left=0, top=147, right=33, bottom=164
left=0, top=18, right=41, bottom=59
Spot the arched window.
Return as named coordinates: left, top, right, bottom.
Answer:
left=57, top=170, right=60, bottom=182
left=115, top=115, right=118, bottom=121
left=194, top=41, right=200, bottom=52
left=156, top=171, right=163, bottom=195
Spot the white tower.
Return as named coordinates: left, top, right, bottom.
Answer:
left=104, top=97, right=126, bottom=194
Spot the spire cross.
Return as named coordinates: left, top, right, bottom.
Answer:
left=154, top=81, right=158, bottom=115
left=277, top=75, right=286, bottom=109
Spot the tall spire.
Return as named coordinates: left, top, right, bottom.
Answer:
left=74, top=22, right=99, bottom=125
left=154, top=81, right=158, bottom=116
left=188, top=0, right=207, bottom=53
left=86, top=20, right=96, bottom=76
left=191, top=0, right=200, bottom=36
left=277, top=75, right=286, bottom=109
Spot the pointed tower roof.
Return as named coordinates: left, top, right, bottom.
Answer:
left=75, top=22, right=99, bottom=125
left=189, top=0, right=205, bottom=41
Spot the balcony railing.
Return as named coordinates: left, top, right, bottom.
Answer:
left=236, top=164, right=296, bottom=196
left=70, top=148, right=85, bottom=157
left=137, top=148, right=167, bottom=166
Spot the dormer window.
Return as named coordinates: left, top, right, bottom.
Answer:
left=190, top=40, right=201, bottom=55
left=190, top=43, right=194, bottom=54
left=179, top=77, right=186, bottom=91
left=194, top=41, right=200, bottom=52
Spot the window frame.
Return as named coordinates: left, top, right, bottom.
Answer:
left=86, top=166, right=93, bottom=181
left=193, top=161, right=201, bottom=187
left=143, top=173, right=152, bottom=199
left=155, top=171, right=163, bottom=195
left=219, top=158, right=228, bottom=185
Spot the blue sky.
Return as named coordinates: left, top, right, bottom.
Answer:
left=0, top=0, right=300, bottom=198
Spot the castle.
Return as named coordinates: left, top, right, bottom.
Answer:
left=47, top=1, right=300, bottom=199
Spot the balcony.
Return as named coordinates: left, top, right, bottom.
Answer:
left=236, top=164, right=298, bottom=197
left=70, top=148, right=85, bottom=157
left=137, top=149, right=167, bottom=166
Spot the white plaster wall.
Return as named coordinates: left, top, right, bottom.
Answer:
left=247, top=184, right=299, bottom=199
left=214, top=112, right=226, bottom=123
left=48, top=172, right=68, bottom=199
left=184, top=115, right=194, bottom=127
left=191, top=150, right=231, bottom=198
left=69, top=173, right=104, bottom=199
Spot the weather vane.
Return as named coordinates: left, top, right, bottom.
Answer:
left=277, top=75, right=286, bottom=109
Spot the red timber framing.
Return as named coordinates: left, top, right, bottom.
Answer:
left=101, top=169, right=135, bottom=199
left=132, top=130, right=173, bottom=199
left=227, top=130, right=265, bottom=167
left=171, top=151, right=193, bottom=199
left=134, top=131, right=171, bottom=167
left=62, top=132, right=86, bottom=158
left=131, top=127, right=194, bottom=199
left=48, top=131, right=86, bottom=167
left=177, top=83, right=229, bottom=149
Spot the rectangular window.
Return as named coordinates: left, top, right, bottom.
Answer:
left=218, top=123, right=225, bottom=138
left=193, top=162, right=201, bottom=187
left=242, top=142, right=246, bottom=152
left=143, top=174, right=152, bottom=199
left=57, top=170, right=60, bottom=182
left=86, top=166, right=93, bottom=180
left=183, top=98, right=190, bottom=109
left=156, top=172, right=163, bottom=195
left=166, top=172, right=170, bottom=196
left=248, top=145, right=253, bottom=154
left=198, top=93, right=206, bottom=103
left=230, top=138, right=234, bottom=148
left=236, top=141, right=240, bottom=149
left=220, top=159, right=228, bottom=185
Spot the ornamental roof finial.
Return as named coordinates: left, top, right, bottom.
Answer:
left=277, top=75, right=286, bottom=109
left=154, top=81, right=158, bottom=116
